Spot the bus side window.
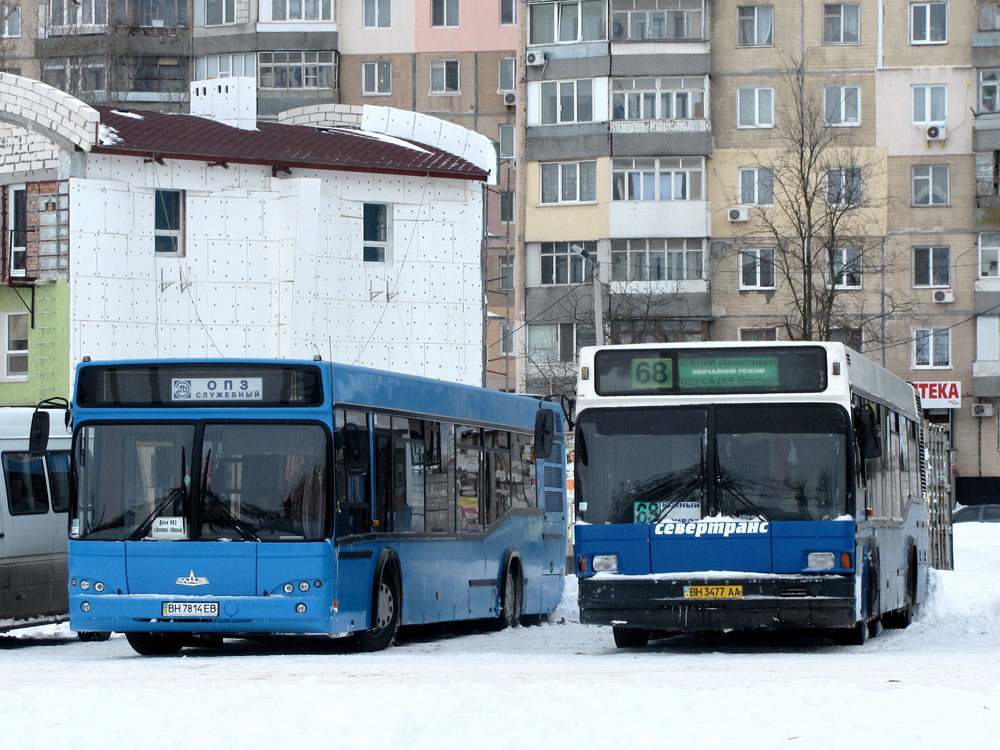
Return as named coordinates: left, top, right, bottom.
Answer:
left=484, top=430, right=512, bottom=526
left=456, top=425, right=482, bottom=532
left=510, top=433, right=534, bottom=510
left=335, top=409, right=372, bottom=538
left=2, top=452, right=50, bottom=515
left=389, top=417, right=425, bottom=533
left=424, top=421, right=455, bottom=533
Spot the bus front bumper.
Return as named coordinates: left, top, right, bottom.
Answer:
left=578, top=574, right=857, bottom=632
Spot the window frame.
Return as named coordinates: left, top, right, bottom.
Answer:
left=912, top=164, right=950, bottom=206
left=499, top=255, right=514, bottom=290
left=913, top=326, right=951, bottom=369
left=498, top=57, right=515, bottom=93
left=979, top=233, right=1000, bottom=278
left=539, top=240, right=595, bottom=285
left=980, top=70, right=1000, bottom=114
left=1, top=4, right=21, bottom=37
left=363, top=0, right=390, bottom=28
left=526, top=321, right=595, bottom=363
left=540, top=160, right=598, bottom=205
left=7, top=183, right=26, bottom=278
left=258, top=50, right=336, bottom=89
left=611, top=156, right=705, bottom=202
left=430, top=59, right=460, bottom=95
left=499, top=322, right=514, bottom=356
left=823, top=84, right=861, bottom=127
left=500, top=0, right=516, bottom=26
left=912, top=245, right=950, bottom=288
left=739, top=327, right=778, bottom=342
left=528, top=1, right=608, bottom=46
left=825, top=166, right=863, bottom=206
left=498, top=124, right=515, bottom=159
left=362, top=60, right=391, bottom=95
left=271, top=0, right=333, bottom=22
left=539, top=78, right=594, bottom=125
left=737, top=86, right=774, bottom=128
left=431, top=0, right=459, bottom=27
left=3, top=311, right=27, bottom=381
left=736, top=5, right=774, bottom=47
left=910, top=1, right=948, bottom=45
left=363, top=202, right=390, bottom=263
left=823, top=3, right=860, bottom=44
left=739, top=247, right=776, bottom=290
left=611, top=76, right=707, bottom=122
left=912, top=84, right=947, bottom=124
left=738, top=166, right=775, bottom=206
left=610, top=238, right=704, bottom=283
left=828, top=245, right=863, bottom=290
left=154, top=189, right=184, bottom=256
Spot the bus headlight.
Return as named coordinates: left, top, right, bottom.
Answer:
left=807, top=552, right=835, bottom=570
left=81, top=601, right=91, bottom=612
left=299, top=581, right=310, bottom=592
left=80, top=580, right=91, bottom=591
left=592, top=555, right=619, bottom=573
left=283, top=583, right=294, bottom=594
left=295, top=603, right=307, bottom=614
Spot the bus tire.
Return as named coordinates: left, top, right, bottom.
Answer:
left=612, top=626, right=649, bottom=648
left=496, top=560, right=522, bottom=630
left=886, top=547, right=917, bottom=629
left=355, top=564, right=400, bottom=652
left=835, top=619, right=868, bottom=646
left=77, top=631, right=111, bottom=642
left=125, top=632, right=184, bottom=656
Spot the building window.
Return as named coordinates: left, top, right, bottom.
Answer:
left=823, top=4, right=859, bottom=43
left=500, top=0, right=515, bottom=25
left=612, top=0, right=706, bottom=41
left=826, top=167, right=862, bottom=205
left=363, top=203, right=389, bottom=263
left=829, top=327, right=863, bottom=350
left=498, top=58, right=515, bottom=92
left=42, top=57, right=106, bottom=93
left=364, top=0, right=390, bottom=27
left=737, top=5, right=774, bottom=47
left=912, top=84, right=946, bottom=124
left=540, top=161, right=597, bottom=204
left=527, top=322, right=595, bottom=363
left=205, top=0, right=234, bottom=25
left=272, top=0, right=332, bottom=21
left=612, top=157, right=704, bottom=201
left=362, top=61, right=391, bottom=95
left=913, top=245, right=950, bottom=287
left=739, top=166, right=774, bottom=206
left=528, top=1, right=607, bottom=45
left=499, top=190, right=514, bottom=223
left=539, top=240, right=595, bottom=285
left=910, top=2, right=947, bottom=44
left=431, top=0, right=458, bottom=27
left=154, top=189, right=183, bottom=255
left=499, top=255, right=514, bottom=290
left=540, top=79, right=593, bottom=124
left=980, top=233, right=1000, bottom=277
left=914, top=327, right=950, bottom=368
left=1, top=4, right=21, bottom=36
left=430, top=60, right=460, bottom=94
left=7, top=185, right=26, bottom=277
left=980, top=70, right=1000, bottom=113
left=824, top=84, right=860, bottom=126
left=737, top=87, right=774, bottom=128
left=610, top=238, right=704, bottom=282
left=4, top=312, right=27, bottom=379
left=829, top=246, right=862, bottom=289
left=195, top=53, right=256, bottom=80
left=498, top=124, right=515, bottom=159
left=611, top=76, right=706, bottom=121
left=48, top=0, right=107, bottom=26
left=740, top=248, right=776, bottom=290
left=499, top=322, right=514, bottom=356
left=259, top=51, right=335, bottom=89
left=912, top=164, right=949, bottom=206
left=740, top=327, right=777, bottom=342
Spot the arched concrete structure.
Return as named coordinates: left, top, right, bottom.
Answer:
left=0, top=72, right=99, bottom=153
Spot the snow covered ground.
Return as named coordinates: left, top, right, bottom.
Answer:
left=3, top=525, right=999, bottom=750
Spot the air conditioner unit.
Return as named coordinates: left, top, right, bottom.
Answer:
left=728, top=206, right=749, bottom=222
left=526, top=51, right=547, bottom=67
left=973, top=403, right=994, bottom=418
left=503, top=92, right=517, bottom=107
left=932, top=288, right=954, bottom=303
left=926, top=125, right=947, bottom=141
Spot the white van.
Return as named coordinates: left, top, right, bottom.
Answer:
left=0, top=407, right=72, bottom=632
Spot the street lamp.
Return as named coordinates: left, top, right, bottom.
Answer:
left=571, top=244, right=604, bottom=347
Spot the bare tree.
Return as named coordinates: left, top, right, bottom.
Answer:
left=729, top=56, right=913, bottom=346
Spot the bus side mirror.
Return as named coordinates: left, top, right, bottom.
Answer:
left=855, top=406, right=882, bottom=459
left=343, top=423, right=369, bottom=475
left=534, top=408, right=554, bottom=460
left=28, top=410, right=50, bottom=458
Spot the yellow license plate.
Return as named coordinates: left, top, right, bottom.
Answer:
left=683, top=585, right=743, bottom=599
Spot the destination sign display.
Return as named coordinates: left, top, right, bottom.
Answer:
left=594, top=347, right=827, bottom=396
left=77, top=363, right=323, bottom=408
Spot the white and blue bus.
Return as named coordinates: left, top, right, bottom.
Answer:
left=573, top=342, right=929, bottom=647
left=50, top=359, right=566, bottom=655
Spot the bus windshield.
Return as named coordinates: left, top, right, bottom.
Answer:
left=575, top=404, right=850, bottom=525
left=73, top=422, right=330, bottom=541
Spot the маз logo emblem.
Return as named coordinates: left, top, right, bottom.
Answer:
left=176, top=570, right=209, bottom=586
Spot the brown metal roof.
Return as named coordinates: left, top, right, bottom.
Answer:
left=91, top=107, right=488, bottom=181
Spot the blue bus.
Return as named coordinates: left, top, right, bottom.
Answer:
left=573, top=342, right=929, bottom=647
left=48, top=359, right=566, bottom=655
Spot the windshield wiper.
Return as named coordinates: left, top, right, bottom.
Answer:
left=129, top=486, right=187, bottom=540
left=200, top=449, right=259, bottom=542
left=715, top=470, right=768, bottom=522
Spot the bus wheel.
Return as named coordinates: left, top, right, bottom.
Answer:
left=77, top=631, right=111, bottom=642
left=497, top=563, right=522, bottom=629
left=125, top=632, right=184, bottom=656
left=612, top=626, right=649, bottom=648
left=356, top=568, right=400, bottom=652
left=835, top=620, right=868, bottom=646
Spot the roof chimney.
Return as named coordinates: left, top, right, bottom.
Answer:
left=189, top=77, right=257, bottom=130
